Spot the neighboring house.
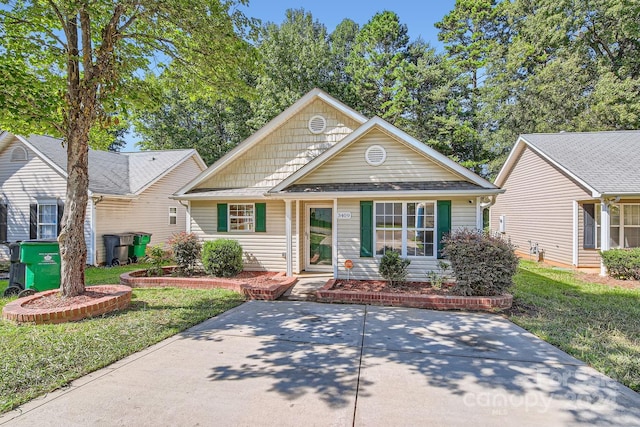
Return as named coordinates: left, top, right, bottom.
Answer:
left=174, top=89, right=502, bottom=280
left=0, top=131, right=206, bottom=265
left=490, top=131, right=640, bottom=273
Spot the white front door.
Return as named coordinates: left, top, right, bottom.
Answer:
left=305, top=205, right=333, bottom=272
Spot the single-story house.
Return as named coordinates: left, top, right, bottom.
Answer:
left=490, top=131, right=640, bottom=273
left=173, top=88, right=502, bottom=280
left=0, top=131, right=206, bottom=265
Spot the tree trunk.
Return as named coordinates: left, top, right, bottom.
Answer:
left=58, top=125, right=90, bottom=297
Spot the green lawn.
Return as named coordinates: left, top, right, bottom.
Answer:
left=0, top=264, right=244, bottom=413
left=509, top=261, right=640, bottom=392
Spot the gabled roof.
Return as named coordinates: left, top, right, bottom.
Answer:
left=175, top=88, right=368, bottom=196
left=1, top=132, right=204, bottom=196
left=495, top=131, right=640, bottom=197
left=271, top=117, right=499, bottom=194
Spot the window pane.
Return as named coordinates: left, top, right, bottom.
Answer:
left=229, top=204, right=254, bottom=231
left=610, top=226, right=620, bottom=247
left=624, top=228, right=640, bottom=248
left=624, top=205, right=640, bottom=226
left=39, top=225, right=56, bottom=239
left=375, top=230, right=401, bottom=255
left=407, top=229, right=434, bottom=257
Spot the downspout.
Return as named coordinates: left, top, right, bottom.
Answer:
left=179, top=200, right=190, bottom=233
left=90, top=195, right=103, bottom=266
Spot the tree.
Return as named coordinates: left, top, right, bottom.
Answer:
left=135, top=84, right=254, bottom=165
left=249, top=8, right=334, bottom=128
left=0, top=1, right=255, bottom=297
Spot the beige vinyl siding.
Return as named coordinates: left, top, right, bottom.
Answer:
left=195, top=99, right=361, bottom=190
left=190, top=200, right=298, bottom=272
left=334, top=197, right=477, bottom=281
left=0, top=137, right=94, bottom=261
left=94, top=156, right=203, bottom=264
left=299, top=129, right=463, bottom=184
left=490, top=146, right=592, bottom=267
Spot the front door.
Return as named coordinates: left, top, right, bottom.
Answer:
left=306, top=205, right=333, bottom=271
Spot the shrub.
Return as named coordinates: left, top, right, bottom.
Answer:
left=202, top=239, right=243, bottom=277
left=168, top=232, right=201, bottom=276
left=145, top=244, right=171, bottom=277
left=600, top=248, right=640, bottom=280
left=379, top=250, right=411, bottom=286
left=442, top=228, right=519, bottom=296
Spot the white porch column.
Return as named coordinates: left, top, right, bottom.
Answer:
left=600, top=202, right=610, bottom=276
left=475, top=198, right=483, bottom=231
left=572, top=201, right=578, bottom=267
left=333, top=198, right=338, bottom=278
left=285, top=199, right=293, bottom=277
left=294, top=200, right=300, bottom=274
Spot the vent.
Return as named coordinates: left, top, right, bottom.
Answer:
left=308, top=115, right=326, bottom=134
left=10, top=146, right=28, bottom=162
left=365, top=145, right=387, bottom=166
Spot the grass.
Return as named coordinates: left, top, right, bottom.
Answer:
left=0, top=264, right=245, bottom=413
left=509, top=260, right=640, bottom=392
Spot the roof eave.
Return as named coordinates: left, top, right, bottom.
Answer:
left=268, top=188, right=505, bottom=200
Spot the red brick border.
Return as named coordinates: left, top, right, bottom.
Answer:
left=316, top=279, right=512, bottom=311
left=2, top=285, right=132, bottom=325
left=120, top=267, right=297, bottom=301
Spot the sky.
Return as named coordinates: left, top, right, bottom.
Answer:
left=124, top=0, right=457, bottom=151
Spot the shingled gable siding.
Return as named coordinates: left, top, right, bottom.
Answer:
left=190, top=200, right=297, bottom=272
left=194, top=99, right=361, bottom=190
left=94, top=156, right=203, bottom=264
left=490, top=146, right=593, bottom=267
left=298, top=129, right=464, bottom=184
left=335, top=197, right=476, bottom=281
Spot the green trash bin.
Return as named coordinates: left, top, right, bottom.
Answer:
left=20, top=240, right=61, bottom=292
left=128, top=232, right=152, bottom=262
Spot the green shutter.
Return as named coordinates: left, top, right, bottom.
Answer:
left=360, top=201, right=373, bottom=257
left=255, top=203, right=266, bottom=232
left=217, top=203, right=228, bottom=232
left=437, top=200, right=451, bottom=259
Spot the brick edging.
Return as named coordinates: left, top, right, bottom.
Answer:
left=2, top=285, right=132, bottom=325
left=317, top=279, right=512, bottom=311
left=120, top=268, right=297, bottom=301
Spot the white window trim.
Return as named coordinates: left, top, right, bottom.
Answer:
left=595, top=203, right=640, bottom=249
left=228, top=203, right=255, bottom=232
left=168, top=207, right=178, bottom=225
left=374, top=200, right=437, bottom=259
left=37, top=201, right=58, bottom=240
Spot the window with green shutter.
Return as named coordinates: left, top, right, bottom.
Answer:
left=255, top=203, right=266, bottom=232
left=217, top=203, right=228, bottom=232
left=436, top=200, right=451, bottom=259
left=360, top=201, right=373, bottom=257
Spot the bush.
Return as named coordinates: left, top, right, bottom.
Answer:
left=145, top=244, right=171, bottom=277
left=202, top=239, right=243, bottom=277
left=601, top=248, right=640, bottom=280
left=442, top=228, right=519, bottom=296
left=379, top=250, right=411, bottom=286
left=168, top=232, right=202, bottom=276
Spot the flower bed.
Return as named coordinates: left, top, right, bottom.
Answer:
left=317, top=279, right=512, bottom=311
left=120, top=267, right=297, bottom=301
left=2, top=285, right=132, bottom=325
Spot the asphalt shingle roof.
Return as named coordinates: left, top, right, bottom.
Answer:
left=282, top=181, right=484, bottom=193
left=521, top=131, right=640, bottom=194
left=26, top=135, right=194, bottom=196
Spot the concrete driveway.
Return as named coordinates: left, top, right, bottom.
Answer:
left=2, top=301, right=639, bottom=426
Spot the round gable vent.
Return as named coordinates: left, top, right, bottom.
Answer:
left=308, top=115, right=327, bottom=134
left=365, top=145, right=387, bottom=166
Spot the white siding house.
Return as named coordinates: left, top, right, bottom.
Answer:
left=0, top=132, right=206, bottom=265
left=175, top=89, right=502, bottom=281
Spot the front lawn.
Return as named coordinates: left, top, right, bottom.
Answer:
left=0, top=264, right=244, bottom=413
left=509, top=261, right=640, bottom=392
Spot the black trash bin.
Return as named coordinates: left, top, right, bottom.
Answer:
left=103, top=233, right=135, bottom=266
left=3, top=242, right=26, bottom=296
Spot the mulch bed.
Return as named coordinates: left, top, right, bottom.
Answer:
left=331, top=279, right=456, bottom=295
left=22, top=288, right=121, bottom=310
